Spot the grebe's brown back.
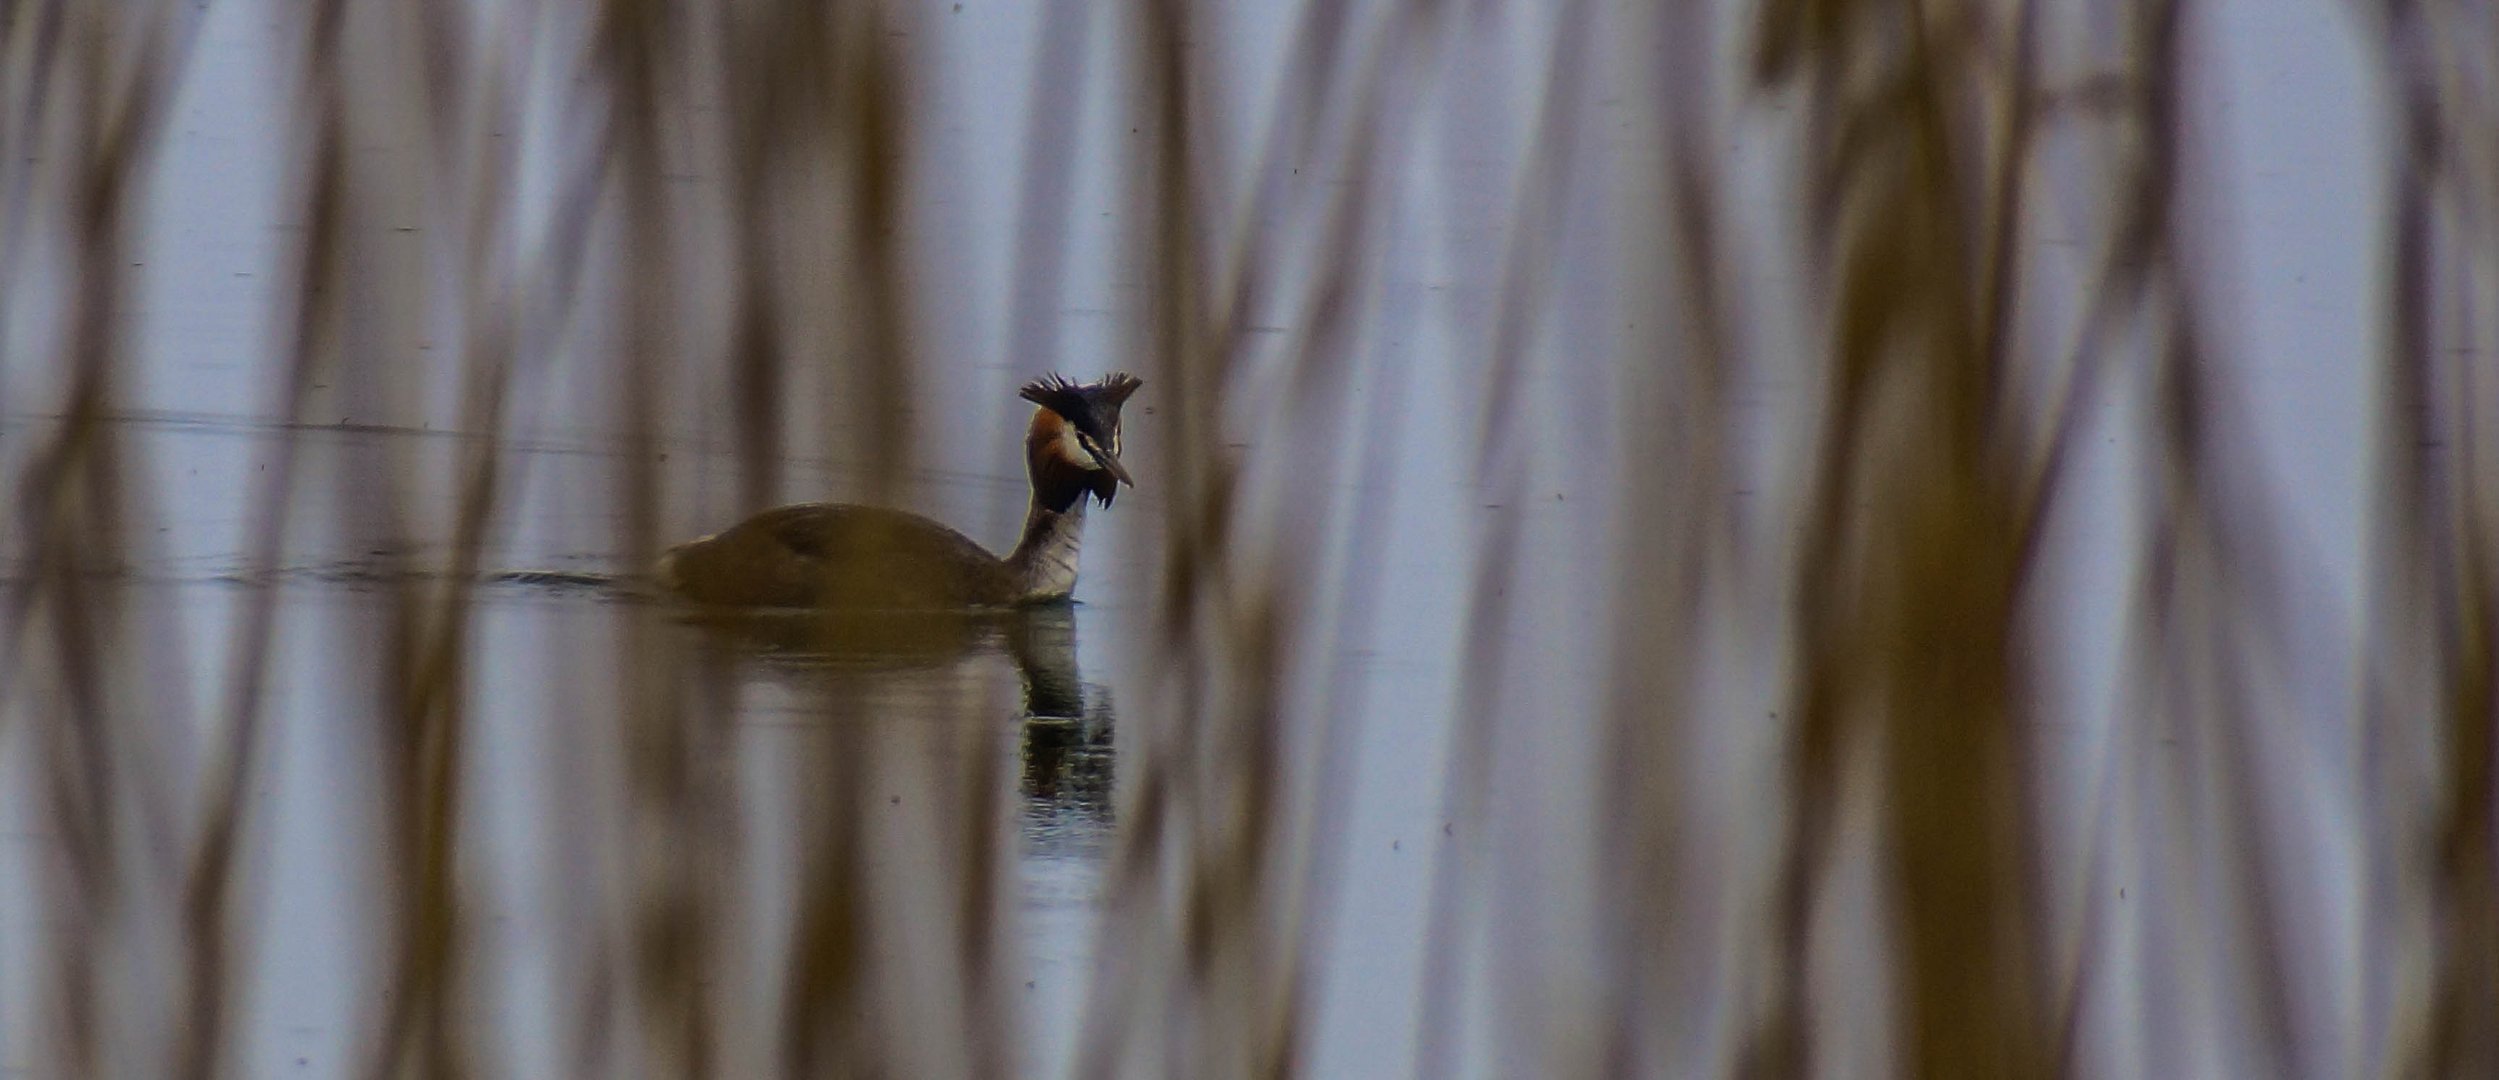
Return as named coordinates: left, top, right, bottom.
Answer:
left=655, top=373, right=1141, bottom=609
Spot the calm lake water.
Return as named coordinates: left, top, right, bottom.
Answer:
left=0, top=0, right=2409, bottom=1076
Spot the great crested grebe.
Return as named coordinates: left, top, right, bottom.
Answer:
left=656, top=372, right=1141, bottom=609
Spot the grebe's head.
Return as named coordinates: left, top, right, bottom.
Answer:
left=1020, top=372, right=1142, bottom=508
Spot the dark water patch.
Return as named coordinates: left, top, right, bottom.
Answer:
left=200, top=560, right=648, bottom=599
left=485, top=568, right=633, bottom=592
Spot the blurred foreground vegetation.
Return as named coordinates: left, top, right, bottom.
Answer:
left=1, top=0, right=2495, bottom=1076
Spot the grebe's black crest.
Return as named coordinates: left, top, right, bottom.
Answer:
left=1019, top=371, right=1142, bottom=435
left=1020, top=372, right=1142, bottom=506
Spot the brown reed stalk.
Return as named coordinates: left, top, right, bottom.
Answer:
left=2372, top=2, right=2499, bottom=1075
left=1744, top=2, right=2053, bottom=1075
left=5, top=5, right=197, bottom=1076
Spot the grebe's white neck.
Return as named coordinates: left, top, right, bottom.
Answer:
left=1005, top=495, right=1087, bottom=601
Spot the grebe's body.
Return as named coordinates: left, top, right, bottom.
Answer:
left=656, top=373, right=1140, bottom=610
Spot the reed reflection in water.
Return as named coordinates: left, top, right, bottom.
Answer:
left=1, top=0, right=2496, bottom=1077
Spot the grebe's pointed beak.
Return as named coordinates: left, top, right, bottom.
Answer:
left=1087, top=440, right=1134, bottom=487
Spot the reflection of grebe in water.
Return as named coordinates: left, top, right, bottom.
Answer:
left=655, top=373, right=1141, bottom=609
left=681, top=598, right=1116, bottom=833
left=1006, top=606, right=1113, bottom=826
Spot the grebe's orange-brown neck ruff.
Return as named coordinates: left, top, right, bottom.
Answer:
left=656, top=372, right=1141, bottom=609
